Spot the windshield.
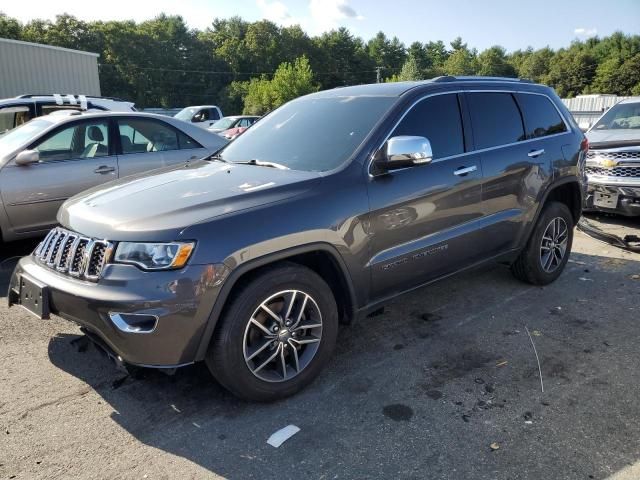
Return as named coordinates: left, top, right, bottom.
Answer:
left=593, top=102, right=640, bottom=130
left=219, top=96, right=396, bottom=171
left=0, top=119, right=52, bottom=157
left=211, top=117, right=236, bottom=130
left=175, top=107, right=198, bottom=121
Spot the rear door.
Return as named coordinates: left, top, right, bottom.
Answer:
left=465, top=91, right=562, bottom=255
left=116, top=117, right=207, bottom=177
left=0, top=119, right=117, bottom=234
left=367, top=93, right=484, bottom=299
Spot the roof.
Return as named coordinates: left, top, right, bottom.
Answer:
left=309, top=76, right=539, bottom=98
left=0, top=38, right=99, bottom=57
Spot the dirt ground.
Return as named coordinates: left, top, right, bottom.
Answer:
left=1, top=218, right=639, bottom=480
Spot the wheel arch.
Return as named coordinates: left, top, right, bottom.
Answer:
left=194, top=243, right=358, bottom=362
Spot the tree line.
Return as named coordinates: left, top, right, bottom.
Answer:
left=1, top=12, right=639, bottom=114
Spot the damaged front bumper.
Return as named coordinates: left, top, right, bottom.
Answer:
left=584, top=179, right=640, bottom=217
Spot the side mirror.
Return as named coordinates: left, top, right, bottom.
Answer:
left=373, top=136, right=433, bottom=174
left=579, top=121, right=591, bottom=131
left=15, top=149, right=40, bottom=166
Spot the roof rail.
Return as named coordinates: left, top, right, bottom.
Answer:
left=432, top=76, right=533, bottom=84
left=16, top=94, right=128, bottom=102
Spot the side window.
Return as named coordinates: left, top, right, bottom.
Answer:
left=467, top=93, right=525, bottom=149
left=211, top=109, right=221, bottom=121
left=0, top=106, right=31, bottom=133
left=391, top=94, right=465, bottom=159
left=41, top=104, right=83, bottom=115
left=177, top=131, right=202, bottom=150
left=34, top=121, right=109, bottom=161
left=516, top=93, right=567, bottom=138
left=118, top=119, right=179, bottom=153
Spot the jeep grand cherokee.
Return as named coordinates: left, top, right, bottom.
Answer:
left=8, top=76, right=586, bottom=401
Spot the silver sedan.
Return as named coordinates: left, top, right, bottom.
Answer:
left=0, top=111, right=227, bottom=242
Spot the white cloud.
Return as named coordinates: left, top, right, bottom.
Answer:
left=256, top=0, right=296, bottom=26
left=307, top=0, right=364, bottom=34
left=574, top=27, right=598, bottom=37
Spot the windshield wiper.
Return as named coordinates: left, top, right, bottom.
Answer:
left=205, top=152, right=228, bottom=163
left=233, top=159, right=290, bottom=170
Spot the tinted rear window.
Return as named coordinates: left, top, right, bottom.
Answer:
left=467, top=92, right=525, bottom=149
left=391, top=93, right=465, bottom=159
left=516, top=93, right=567, bottom=138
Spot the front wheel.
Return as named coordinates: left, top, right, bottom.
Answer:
left=511, top=201, right=574, bottom=285
left=206, top=262, right=338, bottom=401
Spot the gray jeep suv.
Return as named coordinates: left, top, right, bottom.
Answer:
left=8, top=77, right=586, bottom=401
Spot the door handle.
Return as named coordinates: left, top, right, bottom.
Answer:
left=94, top=165, right=115, bottom=174
left=528, top=149, right=545, bottom=158
left=453, top=165, right=477, bottom=176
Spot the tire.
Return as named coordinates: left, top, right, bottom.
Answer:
left=511, top=201, right=574, bottom=285
left=206, top=262, right=338, bottom=401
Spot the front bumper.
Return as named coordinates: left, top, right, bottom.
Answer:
left=8, top=256, right=227, bottom=368
left=584, top=178, right=640, bottom=217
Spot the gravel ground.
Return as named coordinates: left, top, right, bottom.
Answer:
left=1, top=225, right=639, bottom=480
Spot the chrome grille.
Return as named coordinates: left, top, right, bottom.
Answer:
left=586, top=165, right=640, bottom=178
left=34, top=227, right=113, bottom=281
left=586, top=150, right=640, bottom=161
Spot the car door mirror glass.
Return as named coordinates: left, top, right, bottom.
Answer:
left=15, top=149, right=40, bottom=166
left=373, top=136, right=433, bottom=174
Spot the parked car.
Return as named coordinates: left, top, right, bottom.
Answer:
left=208, top=115, right=259, bottom=135
left=8, top=77, right=585, bottom=401
left=584, top=97, right=640, bottom=216
left=0, top=111, right=227, bottom=242
left=0, top=94, right=136, bottom=135
left=174, top=105, right=224, bottom=129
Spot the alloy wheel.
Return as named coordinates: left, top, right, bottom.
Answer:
left=243, top=290, right=323, bottom=382
left=539, top=217, right=569, bottom=273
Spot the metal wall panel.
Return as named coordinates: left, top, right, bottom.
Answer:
left=0, top=38, right=100, bottom=98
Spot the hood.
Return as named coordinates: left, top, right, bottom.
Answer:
left=586, top=129, right=640, bottom=148
left=59, top=160, right=321, bottom=241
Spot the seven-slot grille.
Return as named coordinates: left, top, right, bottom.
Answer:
left=34, top=228, right=113, bottom=281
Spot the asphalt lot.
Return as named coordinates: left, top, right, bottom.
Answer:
left=1, top=217, right=639, bottom=480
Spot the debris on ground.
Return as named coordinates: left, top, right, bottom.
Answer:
left=267, top=425, right=300, bottom=448
left=490, top=442, right=500, bottom=451
left=496, top=360, right=508, bottom=367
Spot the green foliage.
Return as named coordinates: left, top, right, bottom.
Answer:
left=0, top=11, right=638, bottom=107
left=477, top=46, right=516, bottom=77
left=242, top=56, right=319, bottom=115
left=443, top=48, right=478, bottom=75
left=386, top=56, right=422, bottom=82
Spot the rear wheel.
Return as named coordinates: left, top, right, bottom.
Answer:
left=511, top=201, right=574, bottom=285
left=206, top=262, right=338, bottom=401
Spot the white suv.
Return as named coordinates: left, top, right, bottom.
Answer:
left=0, top=94, right=136, bottom=134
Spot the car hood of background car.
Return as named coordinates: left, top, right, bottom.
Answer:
left=58, top=160, right=322, bottom=241
left=586, top=129, right=640, bottom=148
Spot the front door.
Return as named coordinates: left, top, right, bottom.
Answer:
left=366, top=93, right=484, bottom=301
left=0, top=119, right=117, bottom=234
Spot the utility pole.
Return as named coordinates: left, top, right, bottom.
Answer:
left=376, top=66, right=382, bottom=83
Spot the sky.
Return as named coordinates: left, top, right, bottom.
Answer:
left=3, top=0, right=640, bottom=51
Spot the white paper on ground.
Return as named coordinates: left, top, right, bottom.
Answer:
left=267, top=424, right=300, bottom=448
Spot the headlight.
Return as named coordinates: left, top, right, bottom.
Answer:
left=114, top=242, right=195, bottom=270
